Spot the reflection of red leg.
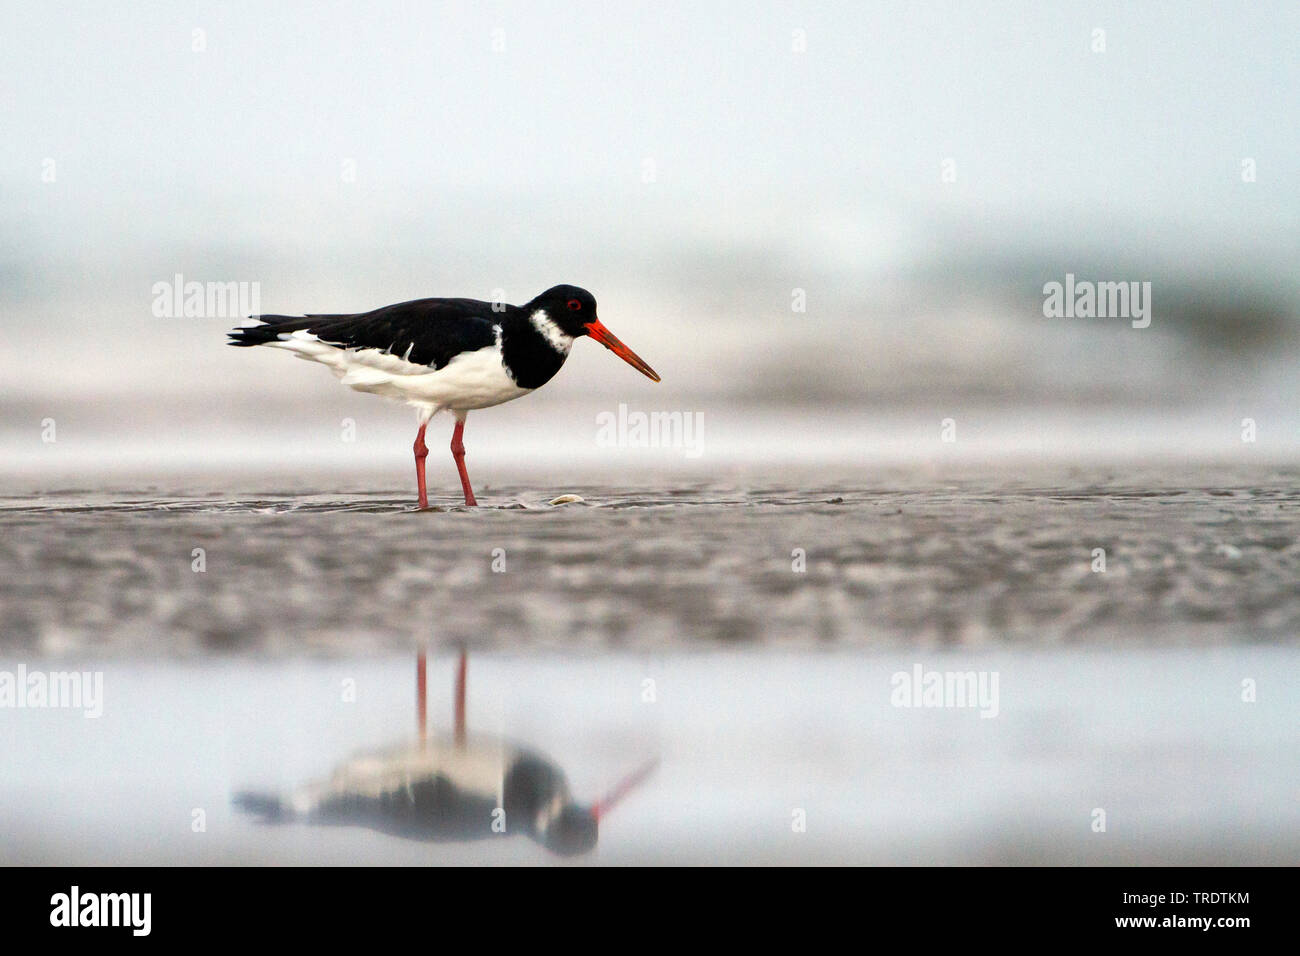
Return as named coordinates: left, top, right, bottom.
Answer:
left=450, top=419, right=477, bottom=507
left=416, top=651, right=427, bottom=746
left=413, top=423, right=429, bottom=510
left=453, top=649, right=467, bottom=746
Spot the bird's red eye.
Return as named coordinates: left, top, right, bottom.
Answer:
left=566, top=299, right=582, bottom=311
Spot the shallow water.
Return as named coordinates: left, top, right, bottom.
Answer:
left=1, top=649, right=1295, bottom=865
left=1, top=469, right=1297, bottom=655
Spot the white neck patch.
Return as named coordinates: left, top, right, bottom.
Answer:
left=529, top=309, right=573, bottom=355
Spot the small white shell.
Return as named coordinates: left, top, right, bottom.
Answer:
left=548, top=494, right=585, bottom=506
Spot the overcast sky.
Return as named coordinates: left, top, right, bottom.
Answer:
left=1, top=1, right=1296, bottom=431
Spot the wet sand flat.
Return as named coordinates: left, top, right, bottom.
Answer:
left=1, top=466, right=1296, bottom=655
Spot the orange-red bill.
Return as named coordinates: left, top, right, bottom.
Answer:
left=585, top=319, right=661, bottom=382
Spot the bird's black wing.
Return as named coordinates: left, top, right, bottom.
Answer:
left=228, top=297, right=502, bottom=370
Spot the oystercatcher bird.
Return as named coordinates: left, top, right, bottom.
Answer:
left=233, top=651, right=657, bottom=856
left=227, top=285, right=659, bottom=508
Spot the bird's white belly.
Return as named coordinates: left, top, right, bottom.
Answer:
left=270, top=332, right=532, bottom=411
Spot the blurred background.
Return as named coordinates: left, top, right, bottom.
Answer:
left=1, top=0, right=1297, bottom=475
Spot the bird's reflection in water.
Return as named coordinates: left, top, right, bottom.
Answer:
left=233, top=650, right=656, bottom=857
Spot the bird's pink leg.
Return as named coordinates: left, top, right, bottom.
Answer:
left=413, top=422, right=429, bottom=510
left=450, top=419, right=477, bottom=507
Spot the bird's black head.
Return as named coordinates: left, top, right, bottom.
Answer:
left=541, top=803, right=599, bottom=857
left=527, top=284, right=600, bottom=337
left=526, top=284, right=660, bottom=382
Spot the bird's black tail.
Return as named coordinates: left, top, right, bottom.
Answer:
left=227, top=311, right=359, bottom=347
left=226, top=315, right=314, bottom=347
